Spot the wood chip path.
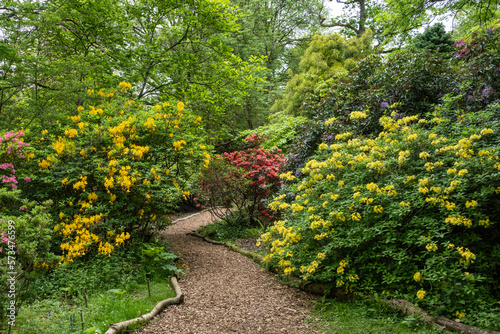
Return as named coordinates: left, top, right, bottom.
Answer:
left=135, top=211, right=320, bottom=334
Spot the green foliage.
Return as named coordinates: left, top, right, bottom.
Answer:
left=225, top=0, right=324, bottom=133
left=240, top=111, right=308, bottom=153
left=270, top=31, right=373, bottom=116
left=141, top=243, right=181, bottom=278
left=197, top=216, right=264, bottom=243
left=24, top=238, right=179, bottom=303
left=261, top=108, right=500, bottom=326
left=450, top=25, right=500, bottom=114
left=412, top=23, right=454, bottom=53
left=14, top=280, right=175, bottom=334
left=0, top=0, right=267, bottom=142
left=320, top=0, right=383, bottom=40
left=284, top=47, right=455, bottom=170
left=20, top=84, right=210, bottom=264
left=377, top=0, right=500, bottom=43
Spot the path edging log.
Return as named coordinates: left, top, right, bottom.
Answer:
left=104, top=276, right=184, bottom=334
left=188, top=231, right=500, bottom=334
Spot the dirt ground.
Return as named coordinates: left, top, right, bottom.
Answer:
left=134, top=210, right=320, bottom=334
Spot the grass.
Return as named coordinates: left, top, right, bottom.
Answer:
left=13, top=280, right=175, bottom=334
left=311, top=297, right=452, bottom=334
left=197, top=217, right=264, bottom=243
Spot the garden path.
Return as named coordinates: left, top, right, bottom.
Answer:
left=134, top=210, right=320, bottom=334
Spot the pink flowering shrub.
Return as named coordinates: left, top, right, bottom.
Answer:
left=0, top=131, right=57, bottom=319
left=0, top=131, right=30, bottom=189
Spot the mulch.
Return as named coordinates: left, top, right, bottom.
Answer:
left=134, top=211, right=320, bottom=334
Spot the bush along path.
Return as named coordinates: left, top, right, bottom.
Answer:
left=135, top=211, right=319, bottom=334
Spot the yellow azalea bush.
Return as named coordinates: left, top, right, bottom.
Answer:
left=259, top=107, right=500, bottom=319
left=23, top=84, right=211, bottom=264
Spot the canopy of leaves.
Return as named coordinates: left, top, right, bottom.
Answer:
left=0, top=0, right=266, bottom=143
left=377, top=0, right=500, bottom=42
left=270, top=30, right=373, bottom=117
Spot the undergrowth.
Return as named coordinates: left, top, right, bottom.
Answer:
left=14, top=281, right=175, bottom=334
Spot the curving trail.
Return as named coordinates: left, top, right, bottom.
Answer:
left=135, top=211, right=319, bottom=334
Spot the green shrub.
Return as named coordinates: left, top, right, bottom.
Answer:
left=20, top=83, right=211, bottom=264
left=260, top=107, right=500, bottom=325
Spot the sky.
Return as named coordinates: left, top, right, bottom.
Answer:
left=323, top=0, right=455, bottom=33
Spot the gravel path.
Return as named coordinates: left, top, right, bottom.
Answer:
left=135, top=211, right=320, bottom=334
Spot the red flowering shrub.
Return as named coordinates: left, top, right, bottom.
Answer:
left=198, top=135, right=285, bottom=225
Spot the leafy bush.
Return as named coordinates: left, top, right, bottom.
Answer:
left=20, top=84, right=211, bottom=264
left=197, top=134, right=285, bottom=225
left=283, top=48, right=456, bottom=171
left=451, top=25, right=500, bottom=113
left=240, top=111, right=308, bottom=153
left=259, top=108, right=500, bottom=325
left=24, top=238, right=179, bottom=302
left=0, top=131, right=58, bottom=326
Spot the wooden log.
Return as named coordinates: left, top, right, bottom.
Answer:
left=435, top=316, right=500, bottom=334
left=381, top=298, right=435, bottom=324
left=104, top=276, right=184, bottom=334
left=186, top=231, right=226, bottom=245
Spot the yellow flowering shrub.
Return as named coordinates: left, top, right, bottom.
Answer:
left=25, top=84, right=211, bottom=263
left=259, top=107, right=500, bottom=317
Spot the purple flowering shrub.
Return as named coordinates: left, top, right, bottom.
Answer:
left=452, top=24, right=500, bottom=112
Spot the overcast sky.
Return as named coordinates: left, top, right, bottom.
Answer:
left=323, top=0, right=455, bottom=33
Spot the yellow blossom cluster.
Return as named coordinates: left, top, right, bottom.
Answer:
left=260, top=109, right=499, bottom=299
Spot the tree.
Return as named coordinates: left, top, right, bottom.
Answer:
left=213, top=0, right=325, bottom=141
left=0, top=0, right=266, bottom=143
left=412, top=22, right=454, bottom=53
left=319, top=0, right=383, bottom=38
left=270, top=31, right=373, bottom=116
left=377, top=0, right=500, bottom=41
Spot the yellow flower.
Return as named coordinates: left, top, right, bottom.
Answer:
left=465, top=200, right=478, bottom=208
left=177, top=101, right=185, bottom=112
left=65, top=128, right=78, bottom=138
left=350, top=111, right=368, bottom=119
left=325, top=117, right=336, bottom=126
left=457, top=169, right=468, bottom=176
left=317, top=252, right=326, bottom=259
left=173, top=140, right=187, bottom=151
left=119, top=82, right=132, bottom=91
left=413, top=272, right=422, bottom=282
left=419, top=152, right=430, bottom=159
left=373, top=205, right=383, bottom=213
left=480, top=128, right=494, bottom=135
left=426, top=243, right=438, bottom=252
left=52, top=138, right=66, bottom=154
left=38, top=159, right=51, bottom=169
left=455, top=311, right=466, bottom=319
left=416, top=289, right=425, bottom=300
left=144, top=117, right=156, bottom=128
